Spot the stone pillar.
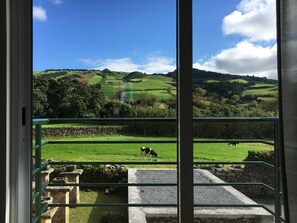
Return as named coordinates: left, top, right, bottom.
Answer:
left=60, top=165, right=83, bottom=204
left=41, top=168, right=54, bottom=195
left=46, top=177, right=73, bottom=223
left=41, top=207, right=59, bottom=223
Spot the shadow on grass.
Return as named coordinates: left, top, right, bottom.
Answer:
left=87, top=189, right=128, bottom=223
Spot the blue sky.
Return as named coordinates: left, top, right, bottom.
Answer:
left=33, top=0, right=277, bottom=79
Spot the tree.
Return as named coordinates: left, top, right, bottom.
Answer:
left=133, top=93, right=158, bottom=107
left=32, top=76, right=49, bottom=117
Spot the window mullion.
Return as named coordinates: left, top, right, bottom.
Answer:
left=177, top=0, right=193, bottom=222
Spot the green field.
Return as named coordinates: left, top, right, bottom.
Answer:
left=229, top=79, right=249, bottom=83
left=257, top=97, right=277, bottom=102
left=101, top=75, right=175, bottom=101
left=243, top=83, right=277, bottom=96
left=89, top=75, right=103, bottom=85
left=206, top=80, right=220, bottom=83
left=123, top=90, right=174, bottom=101
left=41, top=135, right=273, bottom=165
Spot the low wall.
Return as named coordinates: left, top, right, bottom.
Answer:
left=211, top=165, right=274, bottom=198
left=39, top=126, right=132, bottom=137
left=146, top=217, right=255, bottom=223
left=34, top=122, right=275, bottom=138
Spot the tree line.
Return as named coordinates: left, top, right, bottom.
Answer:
left=33, top=75, right=278, bottom=119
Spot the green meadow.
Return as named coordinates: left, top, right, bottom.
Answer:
left=89, top=75, right=103, bottom=85
left=100, top=75, right=175, bottom=101
left=40, top=135, right=273, bottom=166
left=243, top=83, right=277, bottom=96
left=229, top=79, right=249, bottom=83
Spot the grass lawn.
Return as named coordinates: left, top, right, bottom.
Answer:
left=42, top=135, right=272, bottom=222
left=41, top=135, right=273, bottom=166
left=70, top=189, right=127, bottom=223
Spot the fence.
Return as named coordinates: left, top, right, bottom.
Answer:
left=32, top=117, right=284, bottom=223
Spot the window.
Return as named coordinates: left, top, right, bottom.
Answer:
left=4, top=0, right=295, bottom=222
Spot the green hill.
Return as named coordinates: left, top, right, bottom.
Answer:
left=33, top=68, right=278, bottom=117
left=167, top=68, right=277, bottom=85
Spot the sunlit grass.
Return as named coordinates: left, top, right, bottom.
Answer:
left=89, top=75, right=102, bottom=85
left=41, top=135, right=273, bottom=166
left=100, top=75, right=175, bottom=101
left=229, top=79, right=248, bottom=83
left=70, top=189, right=127, bottom=223
left=243, top=83, right=277, bottom=96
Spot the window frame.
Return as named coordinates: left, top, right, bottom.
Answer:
left=3, top=0, right=294, bottom=222
left=5, top=0, right=32, bottom=222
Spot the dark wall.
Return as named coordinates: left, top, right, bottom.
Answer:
left=0, top=0, right=7, bottom=221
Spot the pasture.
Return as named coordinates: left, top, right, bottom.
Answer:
left=229, top=79, right=249, bottom=83
left=100, top=75, right=175, bottom=101
left=41, top=135, right=273, bottom=166
left=243, top=83, right=277, bottom=97
left=123, top=89, right=174, bottom=101
left=89, top=75, right=102, bottom=85
left=206, top=80, right=220, bottom=83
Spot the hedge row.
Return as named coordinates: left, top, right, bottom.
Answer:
left=244, top=150, right=274, bottom=164
left=39, top=122, right=275, bottom=139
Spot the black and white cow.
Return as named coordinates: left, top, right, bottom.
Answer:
left=140, top=147, right=158, bottom=159
left=228, top=142, right=239, bottom=147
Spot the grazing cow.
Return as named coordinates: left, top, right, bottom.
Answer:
left=140, top=147, right=158, bottom=159
left=228, top=142, right=239, bottom=147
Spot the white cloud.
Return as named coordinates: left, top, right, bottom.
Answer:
left=33, top=6, right=47, bottom=22
left=193, top=40, right=277, bottom=79
left=84, top=56, right=176, bottom=74
left=222, top=0, right=276, bottom=41
left=91, top=58, right=140, bottom=72
left=142, top=57, right=176, bottom=74
left=194, top=0, right=278, bottom=79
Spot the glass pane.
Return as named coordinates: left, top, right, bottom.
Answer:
left=193, top=0, right=278, bottom=221
left=32, top=0, right=177, bottom=222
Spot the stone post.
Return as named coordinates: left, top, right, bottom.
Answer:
left=41, top=207, right=59, bottom=223
left=46, top=177, right=73, bottom=223
left=41, top=168, right=54, bottom=195
left=60, top=165, right=83, bottom=204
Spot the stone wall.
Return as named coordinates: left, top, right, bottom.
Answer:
left=50, top=164, right=128, bottom=186
left=38, top=126, right=132, bottom=137
left=146, top=217, right=256, bottom=223
left=211, top=165, right=274, bottom=198
left=34, top=123, right=274, bottom=138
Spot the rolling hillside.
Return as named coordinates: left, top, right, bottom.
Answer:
left=33, top=68, right=278, bottom=105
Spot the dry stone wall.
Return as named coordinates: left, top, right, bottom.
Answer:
left=211, top=165, right=274, bottom=198
left=146, top=217, right=256, bottom=223
left=39, top=126, right=132, bottom=137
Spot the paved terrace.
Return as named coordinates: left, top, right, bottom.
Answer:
left=128, top=169, right=273, bottom=223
